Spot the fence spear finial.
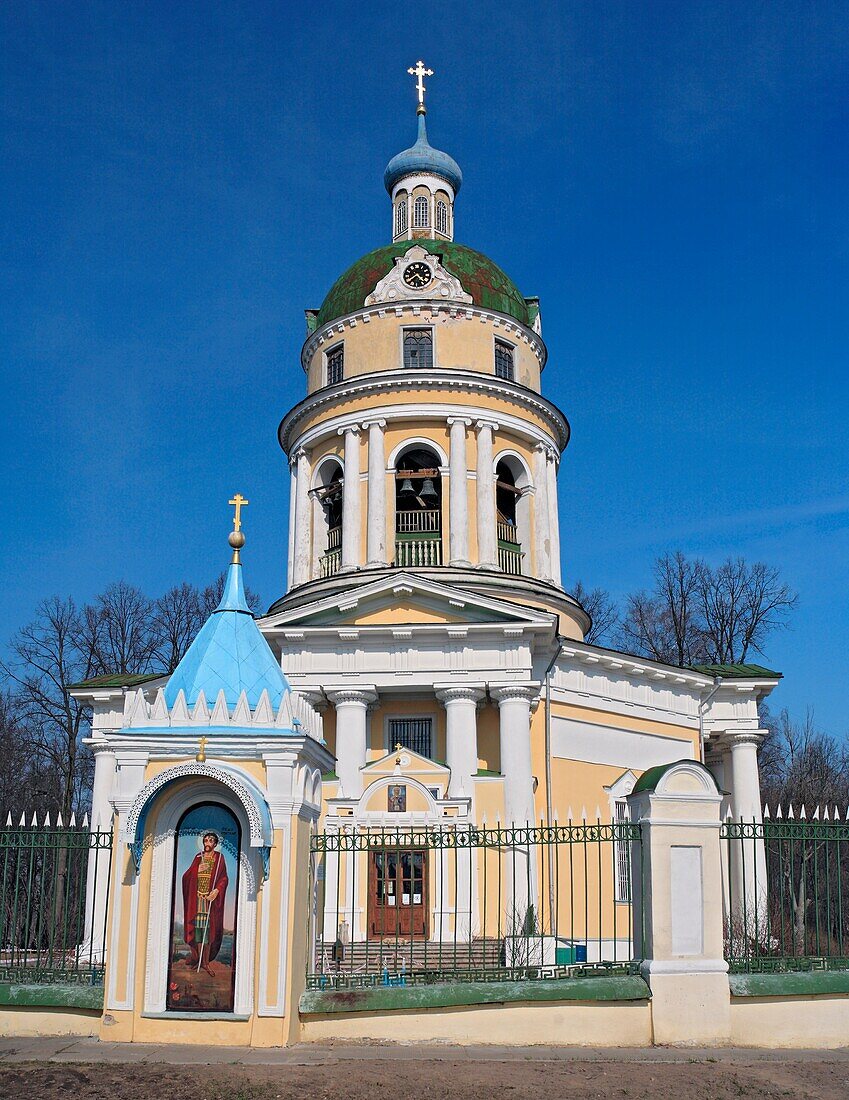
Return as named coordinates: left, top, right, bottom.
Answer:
left=800, top=804, right=807, bottom=820
left=43, top=811, right=50, bottom=827
left=763, top=804, right=770, bottom=819
left=4, top=812, right=10, bottom=827
left=814, top=806, right=820, bottom=820
left=71, top=812, right=77, bottom=827
left=788, top=803, right=795, bottom=819
left=824, top=805, right=830, bottom=821
left=30, top=811, right=38, bottom=827
left=57, top=812, right=63, bottom=827
left=18, top=812, right=25, bottom=827
left=776, top=803, right=783, bottom=819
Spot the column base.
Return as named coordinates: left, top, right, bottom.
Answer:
left=641, top=960, right=731, bottom=1046
left=449, top=558, right=472, bottom=568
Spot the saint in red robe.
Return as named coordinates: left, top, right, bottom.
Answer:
left=182, top=849, right=228, bottom=964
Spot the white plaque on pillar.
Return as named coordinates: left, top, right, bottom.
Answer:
left=670, top=845, right=703, bottom=956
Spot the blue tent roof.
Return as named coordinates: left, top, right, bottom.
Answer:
left=163, top=562, right=288, bottom=712
left=384, top=113, right=462, bottom=195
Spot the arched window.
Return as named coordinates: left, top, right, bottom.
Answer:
left=413, top=195, right=429, bottom=228
left=395, top=198, right=408, bottom=237
left=436, top=200, right=448, bottom=235
left=314, top=461, right=344, bottom=577
left=394, top=445, right=442, bottom=567
left=495, top=457, right=529, bottom=575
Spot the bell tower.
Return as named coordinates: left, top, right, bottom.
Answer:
left=272, top=63, right=587, bottom=642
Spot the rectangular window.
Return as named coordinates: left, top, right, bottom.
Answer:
left=388, top=717, right=433, bottom=760
left=403, top=328, right=433, bottom=370
left=494, top=340, right=515, bottom=381
left=326, top=345, right=344, bottom=386
left=614, top=800, right=631, bottom=902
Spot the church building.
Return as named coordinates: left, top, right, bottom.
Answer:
left=68, top=64, right=780, bottom=1045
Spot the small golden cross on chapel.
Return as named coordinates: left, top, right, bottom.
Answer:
left=407, top=59, right=434, bottom=113
left=196, top=736, right=208, bottom=763
left=229, top=493, right=249, bottom=533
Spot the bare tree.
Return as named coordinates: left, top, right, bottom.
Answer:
left=86, top=581, right=157, bottom=676
left=151, top=583, right=206, bottom=673
left=0, top=597, right=97, bottom=819
left=573, top=581, right=619, bottom=646
left=201, top=571, right=263, bottom=617
left=619, top=552, right=796, bottom=668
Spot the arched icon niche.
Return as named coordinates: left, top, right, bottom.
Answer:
left=167, top=802, right=241, bottom=1013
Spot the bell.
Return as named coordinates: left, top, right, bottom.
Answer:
left=399, top=478, right=415, bottom=496
left=420, top=478, right=438, bottom=500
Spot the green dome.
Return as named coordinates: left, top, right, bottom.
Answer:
left=315, top=241, right=534, bottom=330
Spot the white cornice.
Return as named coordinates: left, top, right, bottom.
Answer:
left=302, top=302, right=547, bottom=373
left=279, top=370, right=569, bottom=454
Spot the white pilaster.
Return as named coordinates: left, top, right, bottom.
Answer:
left=339, top=426, right=361, bottom=571
left=545, top=448, right=562, bottom=586
left=292, top=448, right=312, bottom=587
left=726, top=730, right=768, bottom=933
left=436, top=684, right=485, bottom=798
left=447, top=417, right=472, bottom=567
left=83, top=745, right=116, bottom=956
left=475, top=420, right=498, bottom=569
left=326, top=687, right=376, bottom=798
left=365, top=419, right=387, bottom=566
left=491, top=684, right=539, bottom=824
left=286, top=457, right=297, bottom=589
left=532, top=442, right=551, bottom=581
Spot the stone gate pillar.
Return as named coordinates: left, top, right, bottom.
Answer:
left=627, top=759, right=730, bottom=1046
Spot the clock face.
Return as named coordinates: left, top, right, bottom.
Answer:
left=403, top=261, right=432, bottom=289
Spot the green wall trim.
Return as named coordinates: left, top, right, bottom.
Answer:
left=0, top=983, right=104, bottom=1011
left=300, top=975, right=650, bottom=1016
left=730, top=970, right=849, bottom=998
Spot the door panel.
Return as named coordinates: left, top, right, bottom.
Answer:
left=369, top=849, right=427, bottom=938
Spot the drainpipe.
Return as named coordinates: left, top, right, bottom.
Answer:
left=542, top=636, right=563, bottom=935
left=698, top=675, right=723, bottom=764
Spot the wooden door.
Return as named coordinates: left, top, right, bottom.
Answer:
left=369, top=849, right=428, bottom=938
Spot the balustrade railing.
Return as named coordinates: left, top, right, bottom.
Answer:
left=395, top=537, right=443, bottom=567
left=326, top=525, right=342, bottom=550
left=320, top=548, right=342, bottom=577
left=497, top=521, right=520, bottom=545
left=498, top=545, right=523, bottom=575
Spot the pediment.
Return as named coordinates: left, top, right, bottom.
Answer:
left=261, top=573, right=554, bottom=633
left=363, top=747, right=449, bottom=779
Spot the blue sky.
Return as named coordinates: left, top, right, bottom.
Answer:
left=2, top=2, right=848, bottom=730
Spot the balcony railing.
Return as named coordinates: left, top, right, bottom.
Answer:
left=326, top=525, right=342, bottom=550
left=320, top=549, right=342, bottom=577
left=498, top=545, right=523, bottom=575
left=497, top=521, right=520, bottom=546
left=395, top=537, right=443, bottom=567
left=396, top=509, right=441, bottom=533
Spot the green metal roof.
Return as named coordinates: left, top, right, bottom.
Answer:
left=315, top=241, right=534, bottom=330
left=69, top=672, right=164, bottom=690
left=691, top=663, right=782, bottom=680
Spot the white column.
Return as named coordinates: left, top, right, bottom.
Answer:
left=436, top=684, right=485, bottom=798
left=448, top=417, right=471, bottom=567
left=491, top=684, right=538, bottom=824
left=475, top=420, right=498, bottom=569
left=545, top=448, right=562, bottom=586
left=292, top=448, right=312, bottom=587
left=327, top=687, right=376, bottom=799
left=339, top=426, right=361, bottom=571
left=83, top=745, right=116, bottom=956
left=365, top=419, right=387, bottom=566
left=532, top=442, right=551, bottom=581
left=286, top=457, right=297, bottom=589
left=727, top=731, right=768, bottom=935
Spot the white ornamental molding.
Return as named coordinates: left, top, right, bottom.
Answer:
left=364, top=245, right=473, bottom=308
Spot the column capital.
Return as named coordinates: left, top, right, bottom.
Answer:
left=295, top=688, right=327, bottom=712
left=337, top=425, right=361, bottom=438
left=435, top=683, right=486, bottom=705
left=489, top=682, right=541, bottom=707
left=475, top=418, right=499, bottom=433
left=447, top=416, right=473, bottom=428
left=362, top=418, right=387, bottom=430
left=293, top=446, right=308, bottom=463
left=325, top=686, right=377, bottom=707
left=725, top=730, right=767, bottom=749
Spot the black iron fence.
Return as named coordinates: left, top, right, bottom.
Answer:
left=722, top=813, right=849, bottom=973
left=307, top=821, right=644, bottom=989
left=0, top=819, right=112, bottom=985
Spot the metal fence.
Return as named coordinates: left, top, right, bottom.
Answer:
left=722, top=812, right=849, bottom=973
left=0, top=819, right=112, bottom=985
left=307, top=821, right=643, bottom=990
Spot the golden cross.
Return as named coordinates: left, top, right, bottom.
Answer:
left=407, top=60, right=434, bottom=110
left=228, top=493, right=249, bottom=533
left=196, top=736, right=208, bottom=763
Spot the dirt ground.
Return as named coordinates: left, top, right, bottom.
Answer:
left=2, top=1056, right=849, bottom=1100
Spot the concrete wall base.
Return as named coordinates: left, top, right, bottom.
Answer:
left=0, top=1006, right=100, bottom=1038
left=300, top=999, right=653, bottom=1046
left=730, top=996, right=849, bottom=1049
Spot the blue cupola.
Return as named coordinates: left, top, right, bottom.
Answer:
left=384, top=112, right=463, bottom=197
left=163, top=512, right=289, bottom=712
